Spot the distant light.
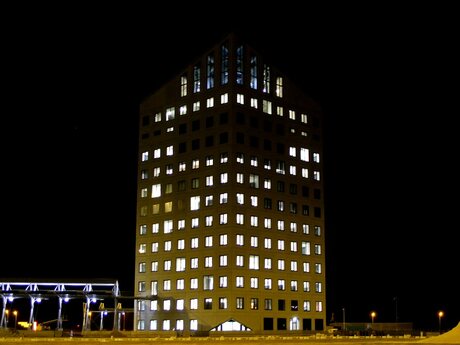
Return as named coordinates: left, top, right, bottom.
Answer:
left=64, top=297, right=70, bottom=302
left=8, top=296, right=14, bottom=302
left=91, top=298, right=97, bottom=303
left=36, top=298, right=42, bottom=303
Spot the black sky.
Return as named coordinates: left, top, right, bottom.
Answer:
left=3, top=7, right=458, bottom=331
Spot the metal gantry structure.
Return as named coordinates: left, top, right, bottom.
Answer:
left=0, top=279, right=120, bottom=331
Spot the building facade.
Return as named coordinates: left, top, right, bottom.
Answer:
left=134, top=33, right=326, bottom=335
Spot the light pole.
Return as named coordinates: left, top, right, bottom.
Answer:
left=13, top=311, right=18, bottom=329
left=371, top=311, right=376, bottom=324
left=342, top=308, right=346, bottom=331
left=438, top=311, right=444, bottom=334
left=5, top=310, right=9, bottom=328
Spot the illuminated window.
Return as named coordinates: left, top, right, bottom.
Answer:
left=250, top=216, right=258, bottom=227
left=249, top=174, right=259, bottom=188
left=164, top=260, right=171, bottom=271
left=220, top=93, right=228, bottom=104
left=151, top=242, right=158, bottom=252
left=191, top=178, right=199, bottom=189
left=313, top=152, right=320, bottom=163
left=193, top=64, right=200, bottom=93
left=193, top=101, right=200, bottom=112
left=302, top=242, right=311, bottom=255
left=176, top=319, right=184, bottom=331
left=190, top=258, right=198, bottom=269
left=152, top=223, right=159, bottom=233
left=236, top=173, right=244, bottom=184
left=205, top=155, right=214, bottom=166
left=262, top=100, right=272, bottom=114
left=141, top=170, right=148, bottom=179
left=220, top=193, right=228, bottom=204
left=264, top=238, right=271, bottom=249
left=190, top=298, right=198, bottom=309
left=303, top=300, right=311, bottom=311
left=205, top=195, right=213, bottom=207
left=278, top=240, right=285, bottom=251
left=236, top=152, right=244, bottom=163
left=139, top=262, right=146, bottom=273
left=315, top=263, right=322, bottom=274
left=219, top=297, right=228, bottom=309
left=275, top=77, right=283, bottom=97
left=276, top=106, right=283, bottom=116
left=221, top=43, right=229, bottom=85
left=166, top=107, right=175, bottom=121
left=289, top=165, right=296, bottom=175
left=205, top=256, right=213, bottom=268
left=263, top=64, right=270, bottom=93
left=291, top=280, right=298, bottom=291
left=302, top=224, right=310, bottom=234
left=314, top=226, right=321, bottom=236
left=302, top=168, right=309, bottom=179
left=179, top=105, right=187, bottom=115
left=220, top=173, right=228, bottom=184
left=264, top=258, right=272, bottom=269
left=236, top=193, right=244, bottom=205
left=164, top=220, right=173, bottom=233
left=236, top=93, right=244, bottom=104
left=250, top=55, right=257, bottom=89
left=236, top=213, right=244, bottom=224
left=303, top=263, right=310, bottom=273
left=141, top=188, right=148, bottom=198
left=152, top=204, right=159, bottom=214
left=153, top=148, right=160, bottom=158
left=276, top=161, right=285, bottom=174
left=204, top=275, right=214, bottom=290
left=219, top=276, right=228, bottom=288
left=236, top=234, right=244, bottom=246
left=278, top=279, right=285, bottom=290
left=236, top=45, right=243, bottom=84
left=165, top=184, right=172, bottom=194
left=191, top=238, right=199, bottom=249
left=139, top=224, right=147, bottom=235
left=249, top=255, right=259, bottom=270
left=219, top=213, right=228, bottom=224
left=165, top=164, right=173, bottom=175
left=236, top=276, right=244, bottom=287
left=250, top=98, right=258, bottom=108
left=150, top=300, right=158, bottom=311
left=289, top=110, right=296, bottom=120
left=290, top=222, right=297, bottom=233
left=176, top=258, right=186, bottom=272
left=205, top=215, right=213, bottom=227
left=139, top=243, right=146, bottom=254
left=314, top=244, right=322, bottom=255
left=141, top=151, right=149, bottom=162
left=220, top=152, right=228, bottom=163
left=206, top=97, right=214, bottom=108
left=264, top=278, right=272, bottom=289
left=153, top=167, right=160, bottom=177
left=166, top=145, right=173, bottom=156
left=206, top=175, right=213, bottom=187
left=163, top=281, right=170, bottom=292
left=151, top=281, right=158, bottom=295
left=264, top=218, right=272, bottom=229
left=300, top=148, right=309, bottom=162
left=277, top=200, right=285, bottom=211
left=177, top=220, right=185, bottom=230
left=315, top=282, right=322, bottom=293
left=278, top=259, right=285, bottom=270
left=219, top=255, right=228, bottom=266
left=164, top=201, right=172, bottom=213
left=177, top=239, right=185, bottom=250
left=264, top=178, right=271, bottom=189
left=154, top=112, right=161, bottom=122
left=207, top=53, right=214, bottom=89
left=277, top=220, right=284, bottom=231
left=191, top=218, right=199, bottom=228
left=291, top=261, right=298, bottom=272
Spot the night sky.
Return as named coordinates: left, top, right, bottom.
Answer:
left=3, top=7, right=458, bottom=331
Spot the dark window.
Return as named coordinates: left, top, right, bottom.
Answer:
left=314, top=207, right=321, bottom=218
left=264, top=139, right=272, bottom=151
left=153, top=130, right=161, bottom=136
left=263, top=318, right=274, bottom=331
left=236, top=132, right=245, bottom=144
left=312, top=116, right=320, bottom=128
left=276, top=124, right=285, bottom=135
left=141, top=133, right=149, bottom=139
left=289, top=184, right=297, bottom=194
left=178, top=142, right=187, bottom=153
left=278, top=299, right=285, bottom=311
left=204, top=299, right=212, bottom=310
left=315, top=319, right=324, bottom=331
left=264, top=198, right=272, bottom=209
left=205, top=136, right=214, bottom=147
left=303, top=319, right=312, bottom=331
left=179, top=123, right=187, bottom=134
left=219, top=132, right=228, bottom=144
left=206, top=116, right=214, bottom=128
left=314, top=189, right=321, bottom=199
left=291, top=300, right=298, bottom=311
left=192, top=120, right=200, bottom=131
left=142, top=115, right=150, bottom=126
left=192, top=139, right=200, bottom=150
left=250, top=116, right=258, bottom=128
left=236, top=112, right=245, bottom=124
left=219, top=112, right=228, bottom=124
left=178, top=180, right=186, bottom=191
left=277, top=181, right=285, bottom=192
left=263, top=120, right=272, bottom=132
left=249, top=136, right=259, bottom=148
left=276, top=143, right=285, bottom=154
left=302, top=186, right=309, bottom=198
left=277, top=318, right=287, bottom=330
left=290, top=203, right=297, bottom=214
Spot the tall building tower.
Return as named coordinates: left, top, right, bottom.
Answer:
left=134, top=33, right=326, bottom=335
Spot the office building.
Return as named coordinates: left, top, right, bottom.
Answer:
left=134, top=33, right=326, bottom=335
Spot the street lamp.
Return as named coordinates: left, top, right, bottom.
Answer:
left=342, top=308, right=346, bottom=331
left=438, top=311, right=444, bottom=334
left=5, top=310, right=9, bottom=328
left=371, top=311, right=376, bottom=324
left=13, top=311, right=18, bottom=329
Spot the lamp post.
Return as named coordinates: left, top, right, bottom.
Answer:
left=13, top=311, right=18, bottom=329
left=438, top=311, right=444, bottom=334
left=5, top=310, right=9, bottom=328
left=371, top=311, right=376, bottom=324
left=342, top=307, right=346, bottom=331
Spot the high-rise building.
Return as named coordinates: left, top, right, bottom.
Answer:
left=134, top=33, right=326, bottom=335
